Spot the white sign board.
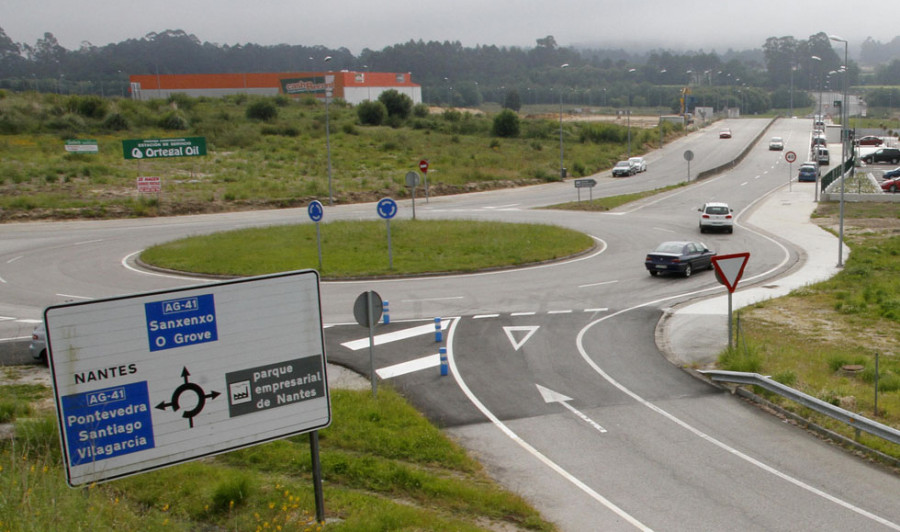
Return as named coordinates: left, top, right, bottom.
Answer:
left=45, top=270, right=330, bottom=486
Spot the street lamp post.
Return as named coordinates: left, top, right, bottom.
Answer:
left=811, top=56, right=822, bottom=119
left=627, top=68, right=636, bottom=157
left=559, top=63, right=569, bottom=179
left=830, top=35, right=848, bottom=268
left=324, top=56, right=334, bottom=205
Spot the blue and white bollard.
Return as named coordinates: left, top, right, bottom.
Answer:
left=439, top=347, right=448, bottom=376
left=382, top=300, right=390, bottom=324
left=434, top=317, right=442, bottom=343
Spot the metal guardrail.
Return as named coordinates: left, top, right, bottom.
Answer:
left=700, top=370, right=900, bottom=446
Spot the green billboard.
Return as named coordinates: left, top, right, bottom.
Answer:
left=123, top=137, right=207, bottom=160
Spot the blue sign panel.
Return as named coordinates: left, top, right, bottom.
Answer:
left=377, top=198, right=397, bottom=219
left=145, top=294, right=218, bottom=352
left=60, top=381, right=155, bottom=466
left=308, top=200, right=324, bottom=222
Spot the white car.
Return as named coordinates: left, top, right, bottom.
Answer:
left=698, top=202, right=734, bottom=234
left=768, top=137, right=784, bottom=150
left=628, top=157, right=647, bottom=173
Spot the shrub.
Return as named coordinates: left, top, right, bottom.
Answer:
left=492, top=109, right=520, bottom=138
left=378, top=89, right=413, bottom=119
left=71, top=95, right=108, bottom=119
left=246, top=100, right=278, bottom=121
left=357, top=100, right=387, bottom=126
left=159, top=110, right=189, bottom=130
left=412, top=103, right=430, bottom=117
left=103, top=112, right=129, bottom=131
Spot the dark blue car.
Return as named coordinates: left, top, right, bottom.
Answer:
left=645, top=241, right=716, bottom=278
left=882, top=167, right=900, bottom=180
left=798, top=163, right=818, bottom=183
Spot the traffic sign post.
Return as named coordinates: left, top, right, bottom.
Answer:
left=377, top=198, right=398, bottom=269
left=711, top=252, right=750, bottom=348
left=405, top=171, right=420, bottom=220
left=419, top=159, right=430, bottom=202
left=684, top=150, right=694, bottom=181
left=308, top=200, right=324, bottom=270
left=785, top=151, right=797, bottom=192
left=574, top=178, right=597, bottom=201
left=353, top=290, right=383, bottom=397
left=44, top=270, right=330, bottom=487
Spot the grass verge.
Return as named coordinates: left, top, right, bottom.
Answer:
left=718, top=201, right=900, bottom=461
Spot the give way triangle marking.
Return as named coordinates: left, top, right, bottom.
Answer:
left=503, top=326, right=539, bottom=351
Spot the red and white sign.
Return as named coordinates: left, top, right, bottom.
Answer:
left=137, top=176, right=161, bottom=193
left=711, top=252, right=750, bottom=293
left=784, top=151, right=797, bottom=163
left=419, top=159, right=429, bottom=174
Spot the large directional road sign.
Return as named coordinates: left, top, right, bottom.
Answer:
left=45, top=270, right=329, bottom=486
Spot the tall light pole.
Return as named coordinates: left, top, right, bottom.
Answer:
left=627, top=68, right=636, bottom=157
left=830, top=35, right=848, bottom=268
left=559, top=63, right=569, bottom=179
left=811, top=55, right=822, bottom=118
left=324, top=56, right=334, bottom=205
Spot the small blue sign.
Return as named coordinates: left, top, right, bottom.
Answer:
left=307, top=200, right=324, bottom=222
left=61, top=381, right=156, bottom=466
left=377, top=198, right=397, bottom=219
left=145, top=294, right=218, bottom=352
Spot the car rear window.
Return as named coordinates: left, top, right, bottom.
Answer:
left=705, top=206, right=729, bottom=215
left=654, top=242, right=685, bottom=254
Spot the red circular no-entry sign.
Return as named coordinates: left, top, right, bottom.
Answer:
left=419, top=159, right=429, bottom=174
left=785, top=151, right=797, bottom=163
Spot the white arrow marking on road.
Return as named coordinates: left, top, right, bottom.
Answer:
left=536, top=384, right=607, bottom=433
left=503, top=326, right=539, bottom=351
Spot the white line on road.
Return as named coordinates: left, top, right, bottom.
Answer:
left=579, top=280, right=618, bottom=288
left=341, top=320, right=448, bottom=351
left=376, top=354, right=441, bottom=379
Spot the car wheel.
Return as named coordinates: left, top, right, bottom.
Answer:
left=649, top=270, right=658, bottom=276
left=683, top=264, right=692, bottom=278
left=728, top=227, right=733, bottom=234
left=891, top=184, right=898, bottom=193
left=893, top=158, right=899, bottom=164
left=699, top=225, right=705, bottom=233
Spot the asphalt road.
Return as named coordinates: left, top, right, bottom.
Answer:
left=3, top=118, right=900, bottom=530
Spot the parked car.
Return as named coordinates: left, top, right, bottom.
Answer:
left=698, top=202, right=734, bottom=234
left=881, top=177, right=900, bottom=193
left=628, top=157, right=647, bottom=173
left=612, top=160, right=636, bottom=177
left=882, top=167, right=900, bottom=180
left=816, top=147, right=830, bottom=165
left=719, top=128, right=732, bottom=139
left=768, top=137, right=784, bottom=150
left=811, top=135, right=827, bottom=147
left=798, top=162, right=819, bottom=182
left=30, top=323, right=47, bottom=365
left=855, top=136, right=884, bottom=147
left=645, top=241, right=716, bottom=278
left=861, top=148, right=900, bottom=165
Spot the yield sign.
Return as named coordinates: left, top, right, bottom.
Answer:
left=503, top=326, right=539, bottom=351
left=711, top=252, right=750, bottom=293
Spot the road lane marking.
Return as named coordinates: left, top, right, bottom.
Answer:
left=473, top=314, right=500, bottom=319
left=503, top=326, right=539, bottom=351
left=579, top=280, right=618, bottom=288
left=376, top=354, right=441, bottom=379
left=536, top=384, right=607, bottom=433
left=341, top=320, right=449, bottom=350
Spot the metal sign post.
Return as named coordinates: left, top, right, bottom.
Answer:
left=574, top=178, right=597, bottom=201
left=684, top=150, right=694, bottom=181
left=785, top=151, right=797, bottom=192
left=307, top=200, right=324, bottom=271
left=405, top=172, right=419, bottom=220
left=377, top=198, right=398, bottom=269
left=419, top=159, right=430, bottom=202
left=353, top=290, right=383, bottom=397
left=712, top=253, right=751, bottom=348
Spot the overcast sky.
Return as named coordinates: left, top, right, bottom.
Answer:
left=1, top=0, right=894, bottom=56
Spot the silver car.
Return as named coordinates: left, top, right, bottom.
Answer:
left=29, top=323, right=47, bottom=364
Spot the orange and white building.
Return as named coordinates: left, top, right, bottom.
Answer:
left=128, top=71, right=421, bottom=105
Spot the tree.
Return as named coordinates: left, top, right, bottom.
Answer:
left=503, top=89, right=521, bottom=111
left=492, top=109, right=520, bottom=138
left=246, top=99, right=278, bottom=121
left=378, top=89, right=412, bottom=119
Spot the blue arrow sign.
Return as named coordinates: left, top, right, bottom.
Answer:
left=307, top=200, right=324, bottom=222
left=377, top=198, right=398, bottom=219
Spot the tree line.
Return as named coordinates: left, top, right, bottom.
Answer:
left=1, top=26, right=899, bottom=112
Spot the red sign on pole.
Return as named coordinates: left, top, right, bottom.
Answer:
left=419, top=159, right=429, bottom=174
left=711, top=252, right=750, bottom=293
left=784, top=151, right=797, bottom=163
